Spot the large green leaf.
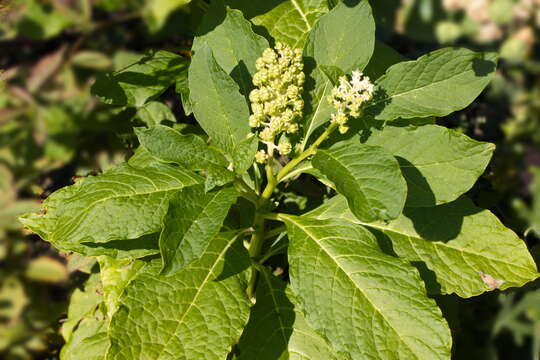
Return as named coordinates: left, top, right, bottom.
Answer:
left=106, top=232, right=251, bottom=360
left=226, top=0, right=329, bottom=48
left=20, top=162, right=202, bottom=250
left=365, top=124, right=495, bottom=207
left=365, top=48, right=498, bottom=121
left=312, top=139, right=407, bottom=222
left=193, top=5, right=269, bottom=95
left=237, top=268, right=340, bottom=360
left=135, top=125, right=237, bottom=188
left=189, top=45, right=252, bottom=155
left=280, top=215, right=452, bottom=359
left=302, top=0, right=375, bottom=148
left=160, top=185, right=238, bottom=275
left=91, top=51, right=188, bottom=107
left=309, top=195, right=539, bottom=297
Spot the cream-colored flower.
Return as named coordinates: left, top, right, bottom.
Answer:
left=278, top=137, right=292, bottom=155
left=327, top=71, right=374, bottom=134
left=249, top=43, right=305, bottom=152
left=255, top=150, right=269, bottom=164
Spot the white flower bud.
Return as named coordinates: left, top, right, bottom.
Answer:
left=262, top=48, right=277, bottom=63
left=278, top=137, right=292, bottom=155
left=249, top=115, right=257, bottom=128
left=338, top=124, right=349, bottom=134
left=249, top=89, right=260, bottom=103
left=249, top=43, right=306, bottom=151
left=328, top=70, right=374, bottom=131
left=255, top=150, right=268, bottom=163
left=260, top=128, right=275, bottom=142
left=255, top=58, right=266, bottom=70
left=287, top=123, right=299, bottom=134
left=287, top=85, right=299, bottom=98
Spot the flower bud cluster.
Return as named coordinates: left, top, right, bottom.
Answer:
left=249, top=43, right=305, bottom=157
left=328, top=71, right=374, bottom=134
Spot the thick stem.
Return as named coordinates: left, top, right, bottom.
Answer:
left=246, top=122, right=338, bottom=299
left=260, top=160, right=277, bottom=201
left=246, top=160, right=276, bottom=299
left=246, top=212, right=265, bottom=300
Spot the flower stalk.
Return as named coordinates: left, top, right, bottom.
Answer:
left=245, top=44, right=374, bottom=300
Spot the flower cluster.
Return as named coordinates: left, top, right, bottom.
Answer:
left=328, top=71, right=374, bottom=134
left=249, top=43, right=305, bottom=162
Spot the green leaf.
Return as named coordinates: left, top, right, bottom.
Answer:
left=309, top=195, right=540, bottom=297
left=91, top=50, right=188, bottom=107
left=98, top=258, right=145, bottom=318
left=20, top=162, right=202, bottom=251
left=61, top=258, right=143, bottom=360
left=302, top=0, right=375, bottom=147
left=127, top=146, right=161, bottom=168
left=365, top=48, right=498, bottom=121
left=136, top=101, right=176, bottom=126
left=365, top=125, right=495, bottom=207
left=280, top=215, right=452, bottom=359
left=17, top=0, right=74, bottom=40
left=61, top=274, right=103, bottom=341
left=237, top=268, right=340, bottom=360
left=193, top=5, right=269, bottom=95
left=231, top=135, right=258, bottom=175
left=62, top=330, right=109, bottom=360
left=189, top=45, right=252, bottom=154
left=312, top=139, right=407, bottom=222
left=226, top=0, right=329, bottom=47
left=106, top=232, right=251, bottom=360
left=143, top=0, right=192, bottom=31
left=60, top=274, right=109, bottom=360
left=76, top=233, right=160, bottom=259
left=25, top=256, right=68, bottom=283
left=363, top=41, right=408, bottom=80
left=175, top=68, right=193, bottom=115
left=135, top=125, right=238, bottom=185
left=160, top=185, right=238, bottom=275
left=318, top=65, right=344, bottom=86
left=72, top=51, right=113, bottom=70
left=135, top=125, right=227, bottom=169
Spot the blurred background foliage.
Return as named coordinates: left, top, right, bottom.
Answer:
left=0, top=0, right=539, bottom=359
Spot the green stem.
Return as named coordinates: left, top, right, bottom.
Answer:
left=262, top=212, right=280, bottom=220
left=276, top=122, right=338, bottom=182
left=260, top=159, right=277, bottom=201
left=246, top=122, right=337, bottom=299
left=263, top=225, right=286, bottom=239
left=246, top=212, right=265, bottom=300
left=246, top=160, right=277, bottom=299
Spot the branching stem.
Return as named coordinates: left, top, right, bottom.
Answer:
left=246, top=121, right=338, bottom=300
left=276, top=122, right=338, bottom=182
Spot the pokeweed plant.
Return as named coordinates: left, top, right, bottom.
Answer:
left=19, top=0, right=540, bottom=359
